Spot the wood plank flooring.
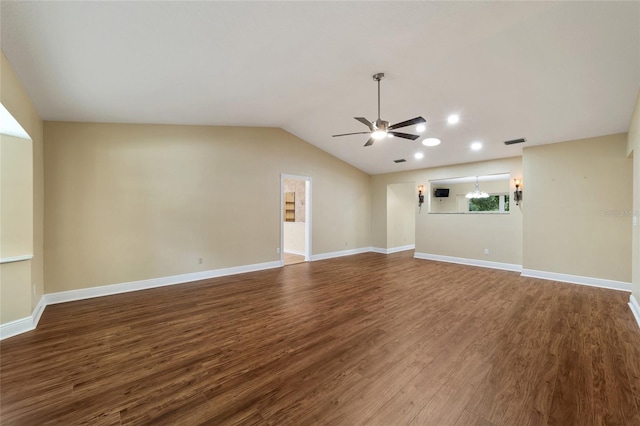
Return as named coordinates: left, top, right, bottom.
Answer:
left=2, top=251, right=640, bottom=425
left=283, top=253, right=305, bottom=266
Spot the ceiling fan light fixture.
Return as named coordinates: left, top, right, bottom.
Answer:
left=332, top=73, right=425, bottom=147
left=372, top=130, right=388, bottom=140
left=416, top=124, right=426, bottom=133
left=422, top=138, right=441, bottom=147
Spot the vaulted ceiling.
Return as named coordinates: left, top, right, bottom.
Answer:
left=2, top=1, right=639, bottom=174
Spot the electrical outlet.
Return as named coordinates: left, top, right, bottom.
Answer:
left=634, top=215, right=638, bottom=227
left=484, top=248, right=489, bottom=255
left=276, top=248, right=280, bottom=254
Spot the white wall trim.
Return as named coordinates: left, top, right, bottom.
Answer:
left=45, top=260, right=282, bottom=306
left=0, top=295, right=46, bottom=341
left=629, top=295, right=640, bottom=328
left=310, top=247, right=371, bottom=261
left=2, top=261, right=281, bottom=340
left=32, top=295, right=46, bottom=327
left=0, top=317, right=34, bottom=340
left=0, top=254, right=34, bottom=264
left=370, top=244, right=415, bottom=255
left=414, top=252, right=522, bottom=272
left=521, top=269, right=632, bottom=292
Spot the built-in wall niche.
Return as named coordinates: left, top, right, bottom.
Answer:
left=429, top=173, right=511, bottom=214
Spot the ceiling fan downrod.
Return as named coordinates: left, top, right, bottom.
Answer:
left=373, top=73, right=384, bottom=121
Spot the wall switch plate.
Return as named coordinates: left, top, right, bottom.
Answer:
left=276, top=248, right=280, bottom=254
left=634, top=215, right=638, bottom=227
left=484, top=248, right=489, bottom=255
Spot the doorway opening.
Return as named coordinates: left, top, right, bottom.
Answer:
left=281, top=174, right=311, bottom=265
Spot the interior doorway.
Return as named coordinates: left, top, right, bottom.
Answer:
left=281, top=174, right=311, bottom=265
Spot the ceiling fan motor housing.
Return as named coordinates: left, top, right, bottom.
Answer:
left=374, top=119, right=389, bottom=132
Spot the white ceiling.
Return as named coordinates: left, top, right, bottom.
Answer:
left=431, top=174, right=511, bottom=185
left=1, top=1, right=639, bottom=175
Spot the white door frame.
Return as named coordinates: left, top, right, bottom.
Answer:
left=280, top=174, right=312, bottom=264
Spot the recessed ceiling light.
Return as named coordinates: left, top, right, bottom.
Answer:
left=414, top=152, right=424, bottom=159
left=387, top=133, right=394, bottom=138
left=416, top=124, right=426, bottom=133
left=471, top=141, right=482, bottom=150
left=447, top=114, right=460, bottom=124
left=422, top=138, right=441, bottom=147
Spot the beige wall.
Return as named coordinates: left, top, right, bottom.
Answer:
left=628, top=90, right=640, bottom=297
left=523, top=133, right=632, bottom=282
left=1, top=50, right=44, bottom=324
left=1, top=134, right=33, bottom=256
left=386, top=182, right=415, bottom=249
left=0, top=134, right=34, bottom=323
left=44, top=122, right=370, bottom=293
left=372, top=157, right=522, bottom=264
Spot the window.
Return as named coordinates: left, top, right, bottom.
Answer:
left=468, top=194, right=509, bottom=213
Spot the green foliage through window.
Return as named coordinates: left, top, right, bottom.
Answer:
left=468, top=194, right=509, bottom=213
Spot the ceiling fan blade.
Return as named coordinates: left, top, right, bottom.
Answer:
left=364, top=137, right=375, bottom=147
left=389, top=116, right=426, bottom=130
left=332, top=131, right=371, bottom=137
left=388, top=132, right=419, bottom=140
left=354, top=117, right=374, bottom=130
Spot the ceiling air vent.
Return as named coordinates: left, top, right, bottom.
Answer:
left=504, top=138, right=526, bottom=145
left=394, top=159, right=407, bottom=163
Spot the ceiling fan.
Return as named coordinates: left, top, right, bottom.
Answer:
left=332, top=73, right=426, bottom=147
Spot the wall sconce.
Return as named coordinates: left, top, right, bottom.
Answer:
left=418, top=185, right=425, bottom=208
left=513, top=178, right=523, bottom=206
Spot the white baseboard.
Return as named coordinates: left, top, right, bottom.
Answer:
left=521, top=269, right=631, bottom=292
left=0, top=317, right=34, bottom=340
left=629, top=295, right=640, bottom=328
left=283, top=249, right=306, bottom=257
left=0, top=295, right=46, bottom=341
left=32, top=295, right=46, bottom=327
left=310, top=247, right=371, bottom=261
left=370, top=244, right=415, bottom=255
left=414, top=252, right=522, bottom=272
left=46, top=260, right=282, bottom=306
left=2, top=261, right=282, bottom=340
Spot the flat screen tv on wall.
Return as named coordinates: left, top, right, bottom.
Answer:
left=434, top=188, right=450, bottom=198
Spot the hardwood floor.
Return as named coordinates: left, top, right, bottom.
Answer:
left=2, top=251, right=639, bottom=425
left=283, top=253, right=305, bottom=265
